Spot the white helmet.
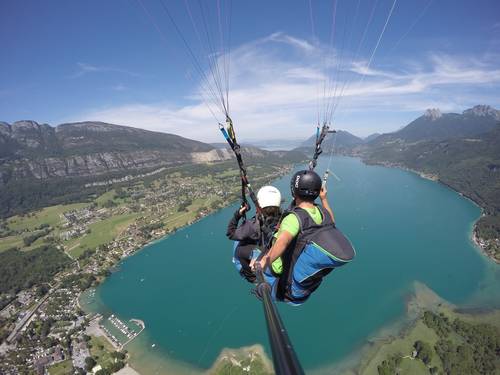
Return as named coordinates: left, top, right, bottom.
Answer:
left=257, top=186, right=281, bottom=208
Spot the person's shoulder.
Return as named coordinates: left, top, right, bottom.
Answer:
left=279, top=212, right=300, bottom=236
left=282, top=212, right=299, bottom=225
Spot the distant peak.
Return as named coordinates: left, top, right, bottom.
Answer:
left=424, top=108, right=442, bottom=120
left=12, top=120, right=41, bottom=129
left=0, top=121, right=11, bottom=135
left=463, top=105, right=500, bottom=120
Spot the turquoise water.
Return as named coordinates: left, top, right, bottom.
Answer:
left=86, top=157, right=499, bottom=372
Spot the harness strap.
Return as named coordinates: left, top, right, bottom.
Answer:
left=309, top=123, right=336, bottom=170
left=219, top=118, right=262, bottom=215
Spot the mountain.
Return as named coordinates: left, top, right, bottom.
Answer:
left=298, top=130, right=363, bottom=154
left=364, top=126, right=500, bottom=211
left=0, top=121, right=213, bottom=159
left=0, top=121, right=306, bottom=217
left=363, top=105, right=500, bottom=167
left=0, top=121, right=307, bottom=182
left=364, top=133, right=381, bottom=142
left=371, top=105, right=500, bottom=145
left=0, top=121, right=221, bottom=185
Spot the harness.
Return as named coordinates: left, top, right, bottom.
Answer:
left=276, top=205, right=355, bottom=303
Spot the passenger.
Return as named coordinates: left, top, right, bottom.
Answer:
left=254, top=170, right=355, bottom=305
left=226, top=185, right=282, bottom=283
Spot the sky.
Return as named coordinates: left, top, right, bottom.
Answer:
left=1, top=0, right=500, bottom=141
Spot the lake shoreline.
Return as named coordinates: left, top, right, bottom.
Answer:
left=363, top=159, right=499, bottom=265
left=81, top=156, right=495, bottom=375
left=345, top=283, right=500, bottom=375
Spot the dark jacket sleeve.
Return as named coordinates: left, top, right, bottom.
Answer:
left=226, top=210, right=242, bottom=240
left=226, top=211, right=260, bottom=242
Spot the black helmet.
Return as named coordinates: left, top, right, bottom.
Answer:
left=290, top=170, right=322, bottom=199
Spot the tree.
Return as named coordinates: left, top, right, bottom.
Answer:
left=35, top=284, right=49, bottom=297
left=103, top=199, right=117, bottom=208
left=377, top=354, right=402, bottom=375
left=108, top=361, right=125, bottom=372
left=112, top=351, right=126, bottom=360
left=414, top=340, right=433, bottom=365
left=85, top=357, right=96, bottom=371
left=429, top=366, right=439, bottom=374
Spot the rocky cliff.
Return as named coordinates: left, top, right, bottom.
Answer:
left=0, top=121, right=231, bottom=184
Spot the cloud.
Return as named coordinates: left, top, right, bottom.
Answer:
left=266, top=32, right=317, bottom=53
left=72, top=34, right=500, bottom=139
left=69, top=62, right=140, bottom=79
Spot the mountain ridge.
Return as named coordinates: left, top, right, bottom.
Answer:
left=370, top=105, right=500, bottom=145
left=0, top=120, right=306, bottom=218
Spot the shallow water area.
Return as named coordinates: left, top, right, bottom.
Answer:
left=81, top=157, right=500, bottom=374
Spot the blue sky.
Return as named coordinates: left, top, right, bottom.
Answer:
left=1, top=0, right=499, bottom=141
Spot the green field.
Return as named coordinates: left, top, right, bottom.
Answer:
left=47, top=359, right=73, bottom=375
left=95, top=190, right=117, bottom=206
left=66, top=213, right=140, bottom=258
left=0, top=203, right=89, bottom=252
left=358, top=300, right=500, bottom=375
left=397, top=357, right=430, bottom=375
left=95, top=189, right=129, bottom=207
left=7, top=203, right=88, bottom=232
left=89, top=335, right=116, bottom=368
left=160, top=197, right=217, bottom=231
left=209, top=346, right=273, bottom=375
left=0, top=231, right=58, bottom=253
left=359, top=320, right=441, bottom=375
left=0, top=235, right=24, bottom=253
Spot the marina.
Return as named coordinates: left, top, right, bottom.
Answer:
left=101, top=315, right=145, bottom=350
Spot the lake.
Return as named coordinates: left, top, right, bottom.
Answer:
left=81, top=157, right=500, bottom=374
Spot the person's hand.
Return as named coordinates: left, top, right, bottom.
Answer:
left=238, top=203, right=250, bottom=216
left=251, top=255, right=269, bottom=271
left=319, top=186, right=328, bottom=201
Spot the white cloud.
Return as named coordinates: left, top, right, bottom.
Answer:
left=266, top=32, right=317, bottom=53
left=72, top=34, right=500, bottom=140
